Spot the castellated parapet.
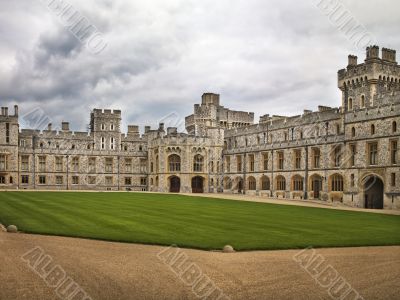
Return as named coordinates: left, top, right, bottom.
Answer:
left=0, top=46, right=399, bottom=210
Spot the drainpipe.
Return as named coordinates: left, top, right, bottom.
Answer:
left=304, top=145, right=309, bottom=200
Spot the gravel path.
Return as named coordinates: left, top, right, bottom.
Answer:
left=1, top=230, right=399, bottom=300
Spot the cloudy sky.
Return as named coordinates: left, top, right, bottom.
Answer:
left=0, top=0, right=399, bottom=132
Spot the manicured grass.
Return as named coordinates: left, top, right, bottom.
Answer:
left=0, top=192, right=399, bottom=251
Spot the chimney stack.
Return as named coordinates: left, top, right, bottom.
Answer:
left=4, top=107, right=8, bottom=116
left=348, top=55, right=358, bottom=67
left=62, top=122, right=70, bottom=131
left=48, top=123, right=52, bottom=131
left=144, top=126, right=150, bottom=133
left=382, top=48, right=397, bottom=63
left=14, top=105, right=18, bottom=116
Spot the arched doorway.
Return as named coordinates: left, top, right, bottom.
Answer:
left=192, top=176, right=204, bottom=193
left=235, top=177, right=244, bottom=193
left=363, top=175, right=384, bottom=209
left=309, top=174, right=322, bottom=199
left=169, top=176, right=180, bottom=193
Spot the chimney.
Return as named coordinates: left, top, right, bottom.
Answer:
left=14, top=105, right=18, bottom=117
left=144, top=126, right=151, bottom=133
left=366, top=45, right=380, bottom=61
left=48, top=123, right=52, bottom=131
left=348, top=55, right=358, bottom=67
left=4, top=107, right=8, bottom=116
left=159, top=123, right=165, bottom=131
left=1, top=107, right=4, bottom=116
left=382, top=48, right=397, bottom=63
left=167, top=127, right=177, bottom=135
left=62, top=122, right=70, bottom=131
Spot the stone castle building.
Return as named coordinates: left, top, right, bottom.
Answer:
left=0, top=46, right=399, bottom=209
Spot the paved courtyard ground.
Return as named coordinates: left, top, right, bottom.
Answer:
left=1, top=230, right=399, bottom=300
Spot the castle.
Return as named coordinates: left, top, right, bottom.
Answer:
left=0, top=46, right=399, bottom=209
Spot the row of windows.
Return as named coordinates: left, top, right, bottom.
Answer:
left=162, top=154, right=219, bottom=173
left=19, top=175, right=147, bottom=186
left=19, top=156, right=147, bottom=173
left=226, top=140, right=398, bottom=172
left=32, top=140, right=144, bottom=152
left=350, top=121, right=397, bottom=137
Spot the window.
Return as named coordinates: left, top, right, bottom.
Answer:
left=125, top=177, right=132, bottom=185
left=225, top=156, right=231, bottom=173
left=350, top=174, right=355, bottom=187
left=168, top=155, right=181, bottom=172
left=21, top=156, right=29, bottom=171
left=21, top=175, right=29, bottom=184
left=101, top=137, right=105, bottom=149
left=248, top=177, right=256, bottom=190
left=292, top=176, right=303, bottom=191
left=88, top=157, right=96, bottom=173
left=391, top=140, right=398, bottom=165
left=105, top=176, right=113, bottom=185
left=336, top=124, right=340, bottom=134
left=294, top=150, right=301, bottom=169
left=101, top=124, right=105, bottom=130
left=351, top=127, right=356, bottom=137
left=368, top=142, right=378, bottom=165
left=125, top=158, right=133, bottom=173
left=331, top=174, right=344, bottom=191
left=0, top=176, right=5, bottom=184
left=0, top=155, right=8, bottom=171
left=276, top=176, right=286, bottom=191
left=72, top=157, right=79, bottom=172
left=72, top=176, right=79, bottom=185
left=55, top=157, right=63, bottom=172
left=348, top=98, right=353, bottom=110
left=193, top=155, right=204, bottom=172
left=391, top=173, right=396, bottom=187
left=138, top=158, right=146, bottom=172
left=6, top=123, right=10, bottom=143
left=88, top=176, right=96, bottom=185
left=38, top=156, right=46, bottom=172
left=261, top=176, right=270, bottom=190
left=371, top=124, right=375, bottom=135
left=393, top=121, right=397, bottom=133
left=140, top=178, right=147, bottom=186
left=105, top=158, right=113, bottom=173
left=20, top=139, right=26, bottom=147
left=56, top=176, right=63, bottom=185
left=333, top=146, right=342, bottom=167
left=360, top=95, right=365, bottom=108
left=350, top=144, right=356, bottom=167
left=110, top=124, right=114, bottom=131
left=248, top=154, right=255, bottom=172
left=110, top=137, right=115, bottom=150
left=237, top=155, right=242, bottom=172
left=312, top=148, right=320, bottom=168
left=263, top=153, right=269, bottom=171
left=39, top=176, right=46, bottom=185
left=277, top=152, right=284, bottom=170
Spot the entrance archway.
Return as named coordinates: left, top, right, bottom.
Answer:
left=191, top=176, right=204, bottom=193
left=169, top=176, right=180, bottom=193
left=363, top=175, right=384, bottom=209
left=309, top=174, right=322, bottom=199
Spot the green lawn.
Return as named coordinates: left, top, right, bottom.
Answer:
left=0, top=192, right=399, bottom=251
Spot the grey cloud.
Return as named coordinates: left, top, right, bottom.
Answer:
left=0, top=0, right=399, bottom=132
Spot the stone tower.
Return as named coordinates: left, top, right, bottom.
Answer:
left=0, top=105, right=19, bottom=186
left=338, top=46, right=399, bottom=111
left=90, top=109, right=122, bottom=151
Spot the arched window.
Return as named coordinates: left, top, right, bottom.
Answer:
left=193, top=154, right=204, bottom=172
left=331, top=174, right=344, bottom=191
left=371, top=124, right=375, bottom=135
left=348, top=98, right=353, bottom=110
left=360, top=95, right=365, bottom=108
left=351, top=127, right=356, bottom=137
left=248, top=176, right=256, bottom=190
left=276, top=176, right=286, bottom=191
left=393, top=121, right=397, bottom=133
left=168, top=155, right=181, bottom=172
left=261, top=176, right=270, bottom=190
left=292, top=175, right=304, bottom=191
